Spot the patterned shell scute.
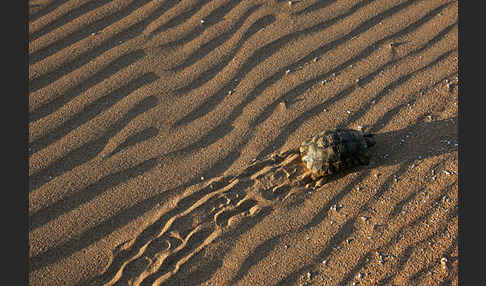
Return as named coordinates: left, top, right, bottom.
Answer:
left=299, top=128, right=375, bottom=177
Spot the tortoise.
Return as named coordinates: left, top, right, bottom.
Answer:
left=299, top=128, right=375, bottom=181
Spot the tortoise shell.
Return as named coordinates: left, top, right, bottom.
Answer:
left=299, top=128, right=375, bottom=178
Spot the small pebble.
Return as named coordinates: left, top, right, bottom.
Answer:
left=347, top=110, right=352, bottom=114
left=444, top=170, right=452, bottom=175
left=286, top=69, right=291, bottom=74
left=201, top=176, right=205, bottom=180
left=371, top=100, right=376, bottom=104
left=200, top=19, right=205, bottom=24
left=306, top=272, right=312, bottom=279
left=441, top=257, right=448, bottom=270
left=322, top=259, right=328, bottom=265
left=314, top=57, right=319, bottom=62
left=323, top=108, right=328, bottom=112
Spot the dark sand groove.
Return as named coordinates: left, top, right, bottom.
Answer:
left=172, top=12, right=275, bottom=97
left=29, top=93, right=159, bottom=191
left=29, top=0, right=150, bottom=65
left=170, top=5, right=268, bottom=73
left=29, top=155, right=160, bottom=231
left=29, top=0, right=70, bottom=22
left=29, top=0, right=113, bottom=42
left=28, top=0, right=458, bottom=285
left=29, top=49, right=147, bottom=123
left=29, top=72, right=158, bottom=154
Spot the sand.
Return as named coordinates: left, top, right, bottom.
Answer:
left=29, top=0, right=458, bottom=285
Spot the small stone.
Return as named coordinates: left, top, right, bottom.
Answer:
left=286, top=69, right=291, bottom=75
left=323, top=108, right=328, bottom=112
left=346, top=238, right=354, bottom=243
left=288, top=0, right=293, bottom=5
left=444, top=170, right=452, bottom=175
left=356, top=273, right=363, bottom=279
left=201, top=176, right=205, bottom=180
left=441, top=257, right=448, bottom=270
left=371, top=100, right=376, bottom=104
left=200, top=19, right=205, bottom=24
left=322, top=259, right=328, bottom=265
left=347, top=110, right=352, bottom=114
left=306, top=272, right=312, bottom=279
left=314, top=57, right=319, bottom=62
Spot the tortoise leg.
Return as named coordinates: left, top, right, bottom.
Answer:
left=315, top=177, right=326, bottom=187
left=299, top=170, right=313, bottom=181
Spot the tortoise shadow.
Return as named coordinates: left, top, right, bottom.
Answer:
left=366, top=117, right=457, bottom=169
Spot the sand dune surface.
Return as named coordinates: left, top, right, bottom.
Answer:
left=29, top=0, right=458, bottom=285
